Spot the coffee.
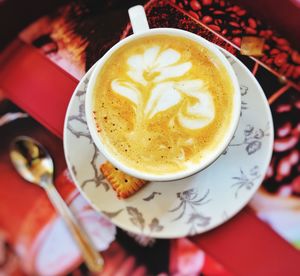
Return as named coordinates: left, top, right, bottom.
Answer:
left=92, top=34, right=234, bottom=175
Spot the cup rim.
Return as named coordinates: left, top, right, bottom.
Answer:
left=86, top=28, right=241, bottom=182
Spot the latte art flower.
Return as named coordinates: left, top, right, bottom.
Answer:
left=127, top=46, right=192, bottom=85
left=111, top=46, right=215, bottom=130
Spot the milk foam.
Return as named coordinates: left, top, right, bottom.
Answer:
left=111, top=46, right=215, bottom=130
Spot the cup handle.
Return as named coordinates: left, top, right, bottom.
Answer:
left=128, top=5, right=150, bottom=34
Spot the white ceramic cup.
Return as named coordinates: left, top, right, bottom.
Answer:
left=86, top=5, right=241, bottom=182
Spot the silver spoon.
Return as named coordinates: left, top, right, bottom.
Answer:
left=9, top=136, right=104, bottom=272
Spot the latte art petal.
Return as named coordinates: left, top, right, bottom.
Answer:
left=111, top=80, right=140, bottom=105
left=186, top=93, right=215, bottom=119
left=127, top=70, right=147, bottom=86
left=143, top=46, right=160, bottom=69
left=153, top=62, right=192, bottom=82
left=178, top=111, right=213, bottom=129
left=127, top=54, right=148, bottom=85
left=144, top=82, right=182, bottom=119
left=175, top=80, right=215, bottom=129
left=154, top=49, right=181, bottom=68
left=127, top=54, right=144, bottom=70
left=174, top=80, right=205, bottom=93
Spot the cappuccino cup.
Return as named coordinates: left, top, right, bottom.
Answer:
left=86, top=5, right=241, bottom=181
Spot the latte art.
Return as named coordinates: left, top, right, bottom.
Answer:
left=112, top=46, right=215, bottom=130
left=93, top=35, right=234, bottom=174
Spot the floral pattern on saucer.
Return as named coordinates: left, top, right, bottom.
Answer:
left=63, top=49, right=274, bottom=238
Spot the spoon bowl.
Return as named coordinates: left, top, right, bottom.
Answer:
left=10, top=136, right=53, bottom=186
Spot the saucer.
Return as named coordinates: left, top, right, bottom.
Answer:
left=63, top=49, right=274, bottom=238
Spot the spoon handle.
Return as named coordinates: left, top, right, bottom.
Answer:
left=44, top=182, right=104, bottom=272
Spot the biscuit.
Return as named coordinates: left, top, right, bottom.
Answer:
left=100, top=162, right=147, bottom=199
